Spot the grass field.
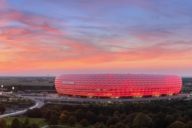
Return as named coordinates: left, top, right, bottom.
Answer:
left=5, top=117, right=47, bottom=127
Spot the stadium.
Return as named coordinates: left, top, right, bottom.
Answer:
left=55, top=74, right=182, bottom=98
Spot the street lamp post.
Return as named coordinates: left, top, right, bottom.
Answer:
left=0, top=84, right=4, bottom=95
left=1, top=84, right=4, bottom=89
left=12, top=86, right=15, bottom=93
left=1, top=84, right=4, bottom=92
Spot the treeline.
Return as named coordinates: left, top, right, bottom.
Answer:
left=23, top=100, right=192, bottom=128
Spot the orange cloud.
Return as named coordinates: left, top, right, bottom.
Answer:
left=1, top=23, right=192, bottom=74
left=0, top=2, right=192, bottom=75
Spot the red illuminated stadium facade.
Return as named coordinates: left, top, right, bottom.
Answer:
left=55, top=74, right=182, bottom=98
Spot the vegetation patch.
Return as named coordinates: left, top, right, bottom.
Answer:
left=23, top=99, right=192, bottom=128
left=0, top=117, right=47, bottom=128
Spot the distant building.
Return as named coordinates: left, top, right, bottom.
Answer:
left=0, top=77, right=55, bottom=92
left=55, top=74, right=182, bottom=98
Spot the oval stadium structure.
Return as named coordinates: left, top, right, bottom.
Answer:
left=55, top=74, right=182, bottom=98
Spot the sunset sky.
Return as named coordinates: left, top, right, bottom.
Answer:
left=0, top=0, right=192, bottom=76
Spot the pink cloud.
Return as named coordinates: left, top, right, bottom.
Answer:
left=0, top=0, right=7, bottom=9
left=0, top=0, right=192, bottom=75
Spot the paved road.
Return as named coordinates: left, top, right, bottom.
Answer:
left=0, top=93, right=189, bottom=119
left=0, top=99, right=44, bottom=119
left=20, top=93, right=188, bottom=104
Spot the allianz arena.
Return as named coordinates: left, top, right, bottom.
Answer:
left=55, top=74, right=182, bottom=98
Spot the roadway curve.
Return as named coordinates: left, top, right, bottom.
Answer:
left=0, top=99, right=44, bottom=119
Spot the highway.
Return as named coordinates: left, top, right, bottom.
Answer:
left=0, top=98, right=44, bottom=119
left=20, top=93, right=188, bottom=104
left=0, top=93, right=189, bottom=119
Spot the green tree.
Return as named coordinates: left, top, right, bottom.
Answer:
left=123, top=113, right=136, bottom=126
left=165, top=114, right=175, bottom=126
left=153, top=112, right=166, bottom=128
left=30, top=123, right=39, bottom=128
left=106, top=116, right=119, bottom=126
left=59, top=111, right=69, bottom=123
left=0, top=119, right=7, bottom=128
left=68, top=116, right=77, bottom=126
left=11, top=118, right=21, bottom=128
left=185, top=121, right=192, bottom=128
left=109, top=125, right=116, bottom=128
left=49, top=113, right=59, bottom=125
left=86, top=111, right=96, bottom=124
left=132, top=113, right=153, bottom=128
left=75, top=109, right=84, bottom=120
left=97, top=113, right=107, bottom=123
left=94, top=122, right=106, bottom=128
left=79, top=119, right=89, bottom=127
left=115, top=122, right=129, bottom=128
left=22, top=118, right=30, bottom=128
left=168, top=121, right=185, bottom=128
